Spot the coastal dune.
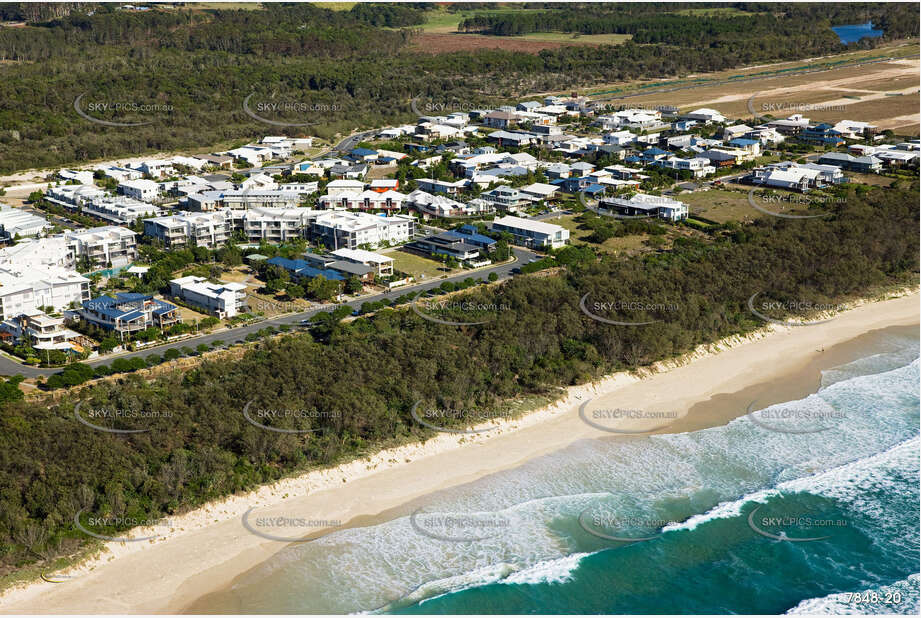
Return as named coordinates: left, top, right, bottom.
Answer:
left=1, top=291, right=917, bottom=614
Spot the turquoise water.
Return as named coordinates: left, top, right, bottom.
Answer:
left=202, top=333, right=919, bottom=614
left=832, top=22, right=884, bottom=44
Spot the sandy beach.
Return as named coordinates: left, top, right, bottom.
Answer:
left=1, top=290, right=917, bottom=614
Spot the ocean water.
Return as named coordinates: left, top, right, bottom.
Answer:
left=201, top=334, right=919, bottom=615
left=831, top=22, right=884, bottom=44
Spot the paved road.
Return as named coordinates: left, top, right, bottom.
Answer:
left=0, top=247, right=536, bottom=379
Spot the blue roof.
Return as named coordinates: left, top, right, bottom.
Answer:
left=449, top=228, right=496, bottom=247
left=350, top=148, right=378, bottom=157
left=83, top=292, right=176, bottom=321
left=267, top=256, right=308, bottom=271
left=295, top=265, right=345, bottom=281
left=644, top=147, right=668, bottom=155
left=583, top=184, right=606, bottom=194
left=267, top=257, right=344, bottom=281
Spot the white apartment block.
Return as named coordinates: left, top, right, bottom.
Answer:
left=144, top=211, right=231, bottom=249
left=169, top=276, right=247, bottom=319
left=82, top=196, right=162, bottom=224
left=0, top=237, right=72, bottom=270
left=0, top=265, right=90, bottom=321
left=186, top=190, right=300, bottom=213
left=118, top=178, right=161, bottom=202
left=318, top=189, right=406, bottom=212
left=45, top=184, right=107, bottom=208
left=0, top=204, right=50, bottom=239
left=241, top=207, right=318, bottom=243
left=311, top=211, right=414, bottom=250
left=65, top=226, right=138, bottom=268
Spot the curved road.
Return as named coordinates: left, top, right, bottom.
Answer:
left=0, top=247, right=536, bottom=379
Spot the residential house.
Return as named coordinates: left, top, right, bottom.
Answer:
left=405, top=190, right=492, bottom=218
left=405, top=233, right=483, bottom=262
left=483, top=111, right=518, bottom=129
left=0, top=311, right=80, bottom=353
left=329, top=248, right=394, bottom=277
left=80, top=292, right=180, bottom=338
left=169, top=276, right=247, bottom=319
left=599, top=194, right=689, bottom=221
left=799, top=123, right=845, bottom=147
left=491, top=215, right=569, bottom=249
left=480, top=186, right=529, bottom=212
left=683, top=108, right=726, bottom=124
left=817, top=152, right=882, bottom=173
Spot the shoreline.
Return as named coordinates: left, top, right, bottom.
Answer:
left=1, top=290, right=918, bottom=614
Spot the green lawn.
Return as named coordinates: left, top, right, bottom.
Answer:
left=385, top=248, right=460, bottom=281
left=418, top=7, right=545, bottom=33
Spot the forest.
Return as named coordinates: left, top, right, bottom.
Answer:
left=0, top=179, right=917, bottom=576
left=0, top=2, right=914, bottom=173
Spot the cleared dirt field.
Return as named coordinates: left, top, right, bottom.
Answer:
left=603, top=54, right=920, bottom=135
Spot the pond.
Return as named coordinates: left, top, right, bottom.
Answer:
left=831, top=21, right=883, bottom=44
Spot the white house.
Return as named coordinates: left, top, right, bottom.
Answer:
left=118, top=178, right=160, bottom=202
left=684, top=108, right=726, bottom=124
left=329, top=248, right=394, bottom=276
left=600, top=194, right=689, bottom=221
left=491, top=215, right=569, bottom=249
left=169, top=276, right=247, bottom=319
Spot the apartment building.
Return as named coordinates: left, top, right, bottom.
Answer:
left=0, top=204, right=50, bottom=241
left=65, top=226, right=138, bottom=269
left=318, top=189, right=406, bottom=213
left=169, top=276, right=247, bottom=319
left=311, top=211, right=414, bottom=250
left=0, top=265, right=90, bottom=321
left=241, top=207, right=318, bottom=243
left=144, top=211, right=231, bottom=249
left=82, top=196, right=162, bottom=224
left=118, top=178, right=161, bottom=202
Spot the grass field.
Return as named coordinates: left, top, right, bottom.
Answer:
left=546, top=214, right=657, bottom=256
left=679, top=188, right=832, bottom=223
left=385, top=248, right=459, bottom=281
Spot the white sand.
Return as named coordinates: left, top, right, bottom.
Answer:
left=1, top=290, right=917, bottom=614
